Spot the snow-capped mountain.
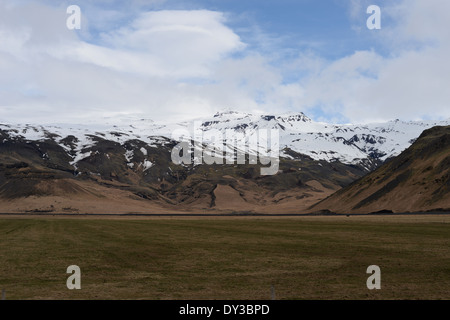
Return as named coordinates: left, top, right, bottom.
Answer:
left=1, top=111, right=449, bottom=214
left=198, top=111, right=450, bottom=166
left=310, top=125, right=450, bottom=214
left=1, top=111, right=449, bottom=171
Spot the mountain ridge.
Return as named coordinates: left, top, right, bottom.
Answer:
left=1, top=111, right=449, bottom=214
left=309, top=125, right=450, bottom=213
left=2, top=111, right=449, bottom=170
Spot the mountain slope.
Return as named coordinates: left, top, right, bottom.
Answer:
left=198, top=111, right=450, bottom=168
left=0, top=150, right=364, bottom=214
left=0, top=124, right=366, bottom=214
left=2, top=112, right=449, bottom=172
left=1, top=112, right=449, bottom=214
left=309, top=126, right=450, bottom=214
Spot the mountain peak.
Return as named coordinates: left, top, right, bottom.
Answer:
left=213, top=110, right=250, bottom=118
left=277, top=112, right=312, bottom=123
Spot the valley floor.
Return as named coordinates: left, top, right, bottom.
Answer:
left=0, top=215, right=449, bottom=300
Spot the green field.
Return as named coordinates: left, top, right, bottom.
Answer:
left=0, top=216, right=449, bottom=300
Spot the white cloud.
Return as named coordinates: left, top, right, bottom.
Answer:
left=42, top=9, right=245, bottom=79
left=294, top=0, right=450, bottom=123
left=96, top=10, right=245, bottom=77
left=0, top=3, right=245, bottom=123
left=0, top=0, right=450, bottom=125
left=385, top=0, right=450, bottom=46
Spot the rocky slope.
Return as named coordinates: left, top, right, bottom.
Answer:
left=1, top=112, right=449, bottom=214
left=310, top=126, right=450, bottom=214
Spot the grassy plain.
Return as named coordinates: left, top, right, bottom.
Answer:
left=0, top=215, right=449, bottom=299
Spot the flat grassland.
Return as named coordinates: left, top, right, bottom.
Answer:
left=0, top=215, right=449, bottom=300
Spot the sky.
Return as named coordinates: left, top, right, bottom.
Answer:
left=0, top=0, right=449, bottom=124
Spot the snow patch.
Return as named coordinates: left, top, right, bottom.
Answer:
left=124, top=150, right=134, bottom=162
left=140, top=147, right=148, bottom=156
left=142, top=160, right=153, bottom=171
left=69, top=150, right=92, bottom=168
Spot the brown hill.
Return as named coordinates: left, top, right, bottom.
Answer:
left=309, top=126, right=450, bottom=214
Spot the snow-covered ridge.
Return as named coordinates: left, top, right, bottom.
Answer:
left=1, top=112, right=449, bottom=169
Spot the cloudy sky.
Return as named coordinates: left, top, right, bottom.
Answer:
left=0, top=0, right=449, bottom=124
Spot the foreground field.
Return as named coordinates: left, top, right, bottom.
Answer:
left=0, top=215, right=449, bottom=299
